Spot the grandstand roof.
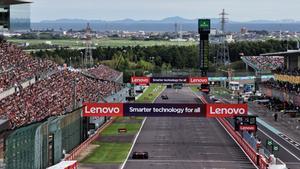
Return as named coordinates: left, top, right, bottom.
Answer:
left=0, top=0, right=32, bottom=5
left=260, top=50, right=300, bottom=57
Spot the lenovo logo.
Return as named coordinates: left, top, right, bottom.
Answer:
left=206, top=104, right=248, bottom=118
left=239, top=125, right=257, bottom=131
left=189, top=77, right=208, bottom=84
left=83, top=103, right=124, bottom=117
left=131, top=77, right=150, bottom=85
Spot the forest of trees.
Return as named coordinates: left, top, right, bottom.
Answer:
left=31, top=39, right=297, bottom=72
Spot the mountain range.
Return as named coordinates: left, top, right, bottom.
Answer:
left=39, top=16, right=300, bottom=24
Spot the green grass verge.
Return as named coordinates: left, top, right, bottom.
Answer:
left=190, top=85, right=200, bottom=93
left=79, top=84, right=163, bottom=165
left=136, top=84, right=165, bottom=103
left=81, top=142, right=131, bottom=164
left=211, top=87, right=232, bottom=96
left=114, top=117, right=145, bottom=122
left=101, top=123, right=142, bottom=136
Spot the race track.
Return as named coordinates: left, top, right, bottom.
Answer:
left=123, top=87, right=255, bottom=169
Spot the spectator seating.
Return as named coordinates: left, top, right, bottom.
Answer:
left=242, top=56, right=284, bottom=71
left=87, top=64, right=122, bottom=81
left=0, top=42, right=57, bottom=92
left=0, top=42, right=123, bottom=129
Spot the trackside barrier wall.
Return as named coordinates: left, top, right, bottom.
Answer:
left=34, top=122, right=49, bottom=169
left=60, top=111, right=81, bottom=155
left=218, top=118, right=269, bottom=169
left=64, top=117, right=116, bottom=160
left=242, top=131, right=257, bottom=149
left=198, top=95, right=269, bottom=169
left=226, top=118, right=258, bottom=151
left=4, top=110, right=82, bottom=169
left=48, top=116, right=64, bottom=164
left=5, top=123, right=41, bottom=169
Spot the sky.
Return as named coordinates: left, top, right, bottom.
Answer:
left=30, top=0, right=300, bottom=22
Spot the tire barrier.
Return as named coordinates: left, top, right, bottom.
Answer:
left=64, top=117, right=116, bottom=161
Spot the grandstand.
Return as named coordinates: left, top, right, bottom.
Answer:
left=0, top=42, right=57, bottom=92
left=241, top=56, right=284, bottom=72
left=85, top=64, right=123, bottom=83
left=0, top=41, right=125, bottom=168
left=252, top=51, right=300, bottom=108
left=0, top=0, right=31, bottom=31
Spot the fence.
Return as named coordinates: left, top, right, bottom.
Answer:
left=5, top=123, right=41, bottom=169
left=4, top=110, right=82, bottom=169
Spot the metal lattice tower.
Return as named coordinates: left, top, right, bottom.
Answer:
left=84, top=23, right=94, bottom=67
left=215, top=9, right=230, bottom=66
left=219, top=9, right=228, bottom=33
left=175, top=23, right=178, bottom=38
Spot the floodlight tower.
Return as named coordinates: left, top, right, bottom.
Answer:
left=84, top=23, right=94, bottom=67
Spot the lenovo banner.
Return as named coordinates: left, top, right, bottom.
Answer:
left=130, top=76, right=150, bottom=85
left=83, top=103, right=124, bottom=117
left=83, top=103, right=248, bottom=118
left=189, top=77, right=208, bottom=84
left=150, top=77, right=188, bottom=83
left=131, top=76, right=210, bottom=84
left=206, top=104, right=248, bottom=118
left=124, top=103, right=205, bottom=117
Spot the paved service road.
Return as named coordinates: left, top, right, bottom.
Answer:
left=256, top=123, right=300, bottom=169
left=123, top=87, right=255, bottom=169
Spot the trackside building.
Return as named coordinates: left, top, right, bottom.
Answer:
left=0, top=0, right=31, bottom=32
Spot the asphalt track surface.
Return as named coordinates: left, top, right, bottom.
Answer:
left=256, top=123, right=300, bottom=169
left=123, top=87, right=255, bottom=169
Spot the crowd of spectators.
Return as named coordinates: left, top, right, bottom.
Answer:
left=0, top=70, right=121, bottom=128
left=0, top=42, right=123, bottom=129
left=0, top=42, right=57, bottom=92
left=87, top=64, right=122, bottom=81
left=243, top=56, right=284, bottom=71
left=274, top=67, right=300, bottom=76
left=260, top=79, right=300, bottom=94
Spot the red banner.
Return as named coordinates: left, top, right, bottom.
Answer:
left=206, top=104, right=248, bottom=118
left=130, top=76, right=150, bottom=85
left=239, top=125, right=257, bottom=131
left=189, top=77, right=209, bottom=84
left=83, top=103, right=124, bottom=117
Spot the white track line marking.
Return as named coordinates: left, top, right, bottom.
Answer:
left=258, top=128, right=300, bottom=161
left=120, top=85, right=166, bottom=169
left=119, top=117, right=147, bottom=169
